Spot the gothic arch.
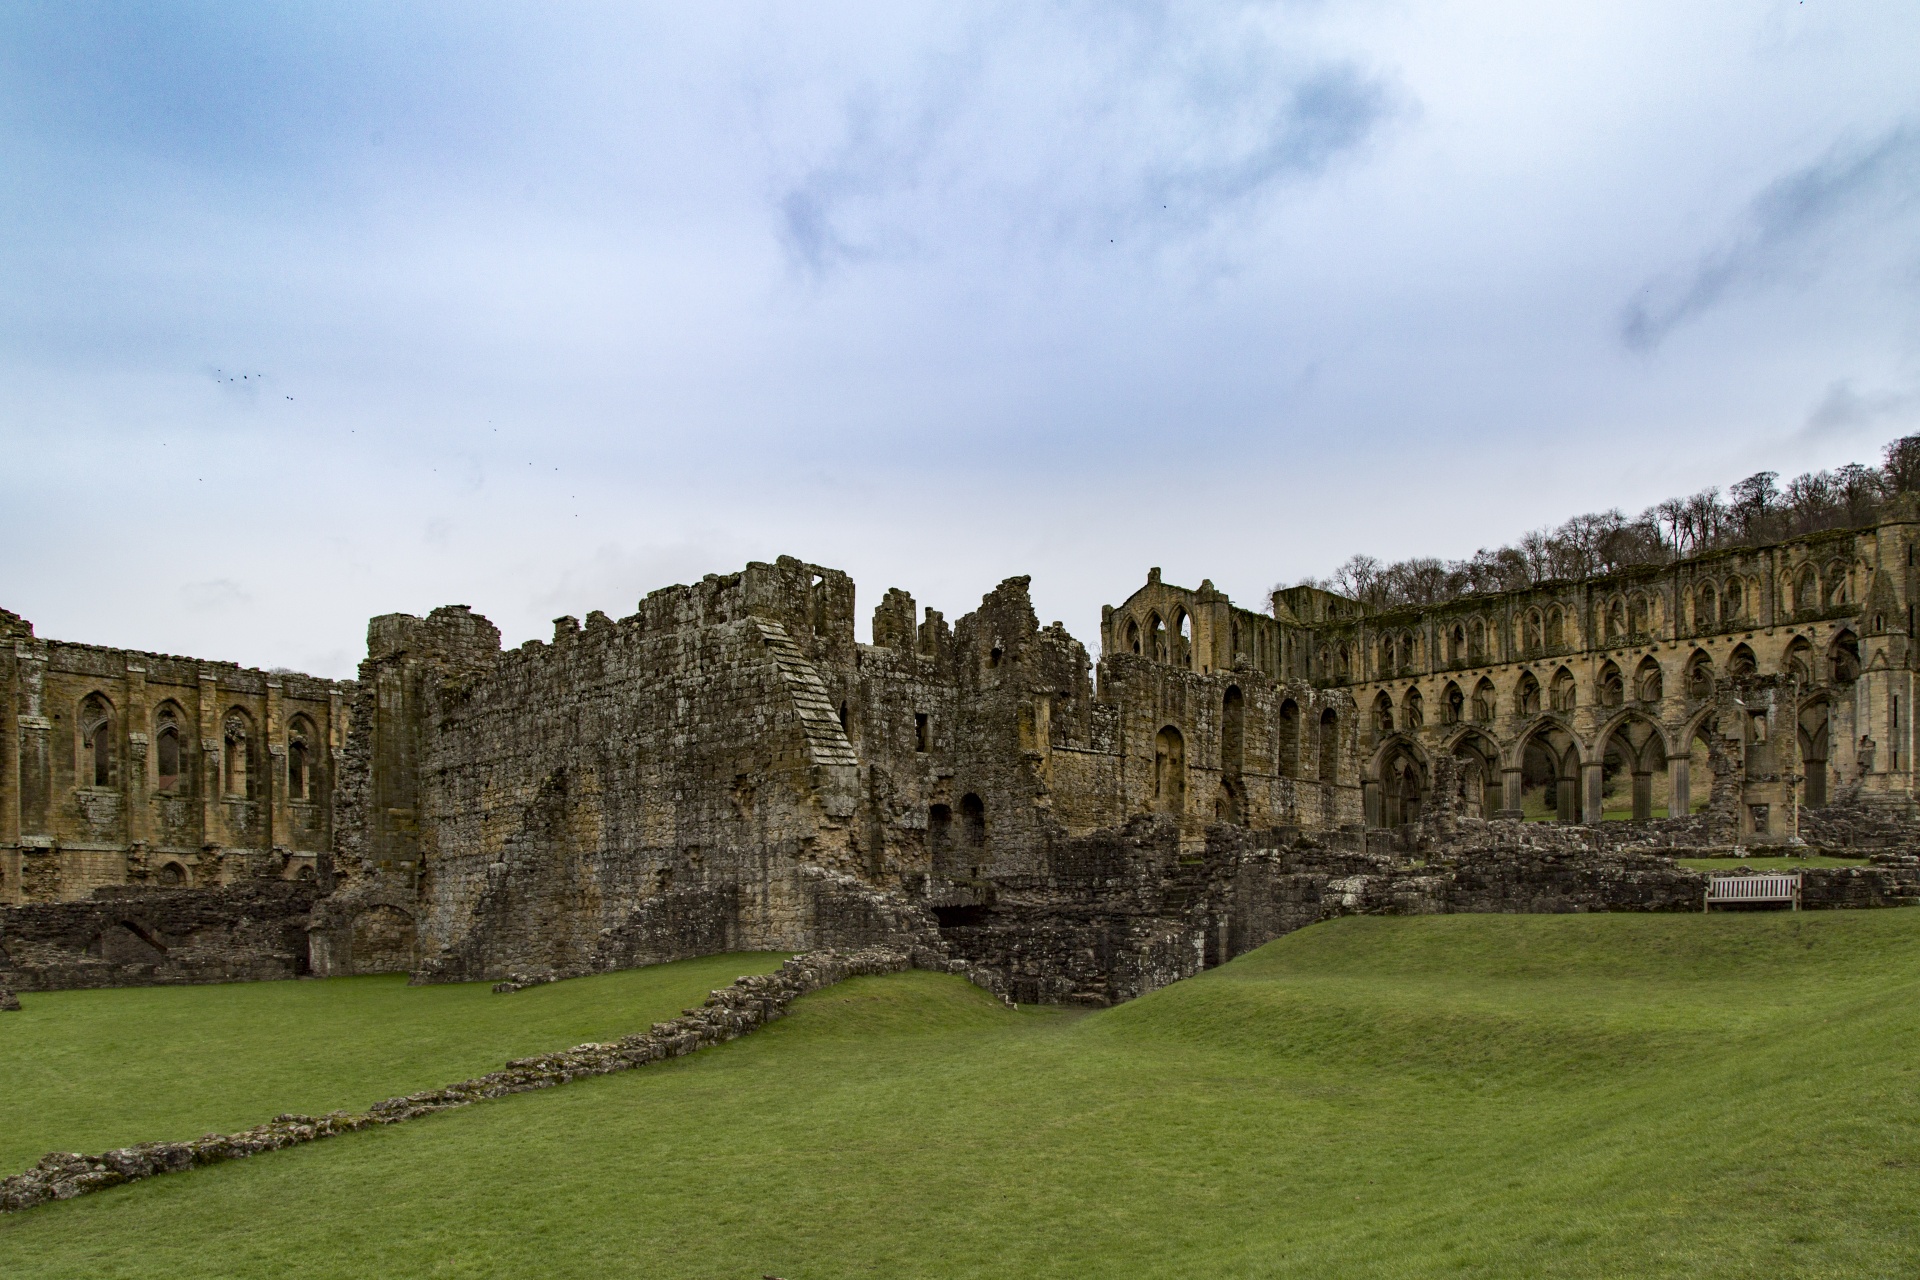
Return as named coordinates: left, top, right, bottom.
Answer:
left=1596, top=660, right=1624, bottom=709
left=1367, top=734, right=1429, bottom=829
left=1829, top=629, right=1860, bottom=684
left=1727, top=643, right=1757, bottom=678
left=79, top=692, right=116, bottom=789
left=1685, top=649, right=1715, bottom=700
left=1515, top=670, right=1542, bottom=717
left=1634, top=655, right=1664, bottom=704
left=1596, top=709, right=1671, bottom=821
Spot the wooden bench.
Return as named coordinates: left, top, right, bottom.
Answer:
left=1704, top=872, right=1801, bottom=912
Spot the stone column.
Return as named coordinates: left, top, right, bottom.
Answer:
left=125, top=661, right=151, bottom=859
left=1669, top=752, right=1690, bottom=818
left=1582, top=760, right=1606, bottom=824
left=1631, top=771, right=1653, bottom=821
left=198, top=669, right=222, bottom=876
left=1500, top=766, right=1523, bottom=818
left=266, top=677, right=286, bottom=868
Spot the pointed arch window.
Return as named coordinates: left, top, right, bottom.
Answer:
left=81, top=694, right=114, bottom=788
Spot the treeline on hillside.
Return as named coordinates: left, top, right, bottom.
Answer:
left=1290, top=435, right=1920, bottom=612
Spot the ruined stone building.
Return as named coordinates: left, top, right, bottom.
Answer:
left=0, top=606, right=346, bottom=905
left=6, top=517, right=1920, bottom=1002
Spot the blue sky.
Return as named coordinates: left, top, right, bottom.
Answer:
left=4, top=2, right=1918, bottom=677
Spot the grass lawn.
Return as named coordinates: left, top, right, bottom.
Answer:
left=1676, top=856, right=1871, bottom=870
left=0, top=951, right=786, bottom=1172
left=5, top=913, right=1920, bottom=1277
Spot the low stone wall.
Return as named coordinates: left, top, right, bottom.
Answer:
left=0, top=945, right=1005, bottom=1214
left=0, top=882, right=320, bottom=992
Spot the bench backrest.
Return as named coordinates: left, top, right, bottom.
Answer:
left=1706, top=873, right=1801, bottom=902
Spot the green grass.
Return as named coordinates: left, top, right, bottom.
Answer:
left=5, top=914, right=1920, bottom=1277
left=1677, top=855, right=1871, bottom=870
left=0, top=951, right=786, bottom=1172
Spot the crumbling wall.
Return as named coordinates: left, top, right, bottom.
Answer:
left=0, top=881, right=318, bottom=991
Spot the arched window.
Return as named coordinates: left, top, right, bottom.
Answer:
left=1337, top=644, right=1352, bottom=680
left=1173, top=609, right=1191, bottom=668
left=1728, top=644, right=1757, bottom=677
left=1469, top=619, right=1486, bottom=664
left=1695, top=583, right=1717, bottom=631
left=1318, top=711, right=1339, bottom=784
left=1597, top=661, right=1624, bottom=708
left=1153, top=728, right=1187, bottom=814
left=1221, top=687, right=1245, bottom=777
left=1607, top=598, right=1627, bottom=643
left=1550, top=666, right=1576, bottom=712
left=81, top=694, right=114, bottom=788
left=1629, top=595, right=1650, bottom=636
left=1374, top=691, right=1395, bottom=736
left=1516, top=671, right=1541, bottom=717
left=1783, top=637, right=1814, bottom=685
left=1830, top=630, right=1861, bottom=684
left=1378, top=635, right=1394, bottom=676
left=1825, top=561, right=1849, bottom=607
left=1686, top=650, right=1714, bottom=700
left=1399, top=632, right=1415, bottom=671
left=1471, top=678, right=1496, bottom=723
left=1277, top=700, right=1300, bottom=777
left=1724, top=579, right=1745, bottom=621
left=1147, top=614, right=1167, bottom=663
left=1403, top=687, right=1424, bottom=730
left=1126, top=618, right=1141, bottom=655
left=287, top=715, right=317, bottom=801
left=960, top=793, right=986, bottom=852
left=1794, top=565, right=1819, bottom=615
left=1448, top=626, right=1465, bottom=665
left=157, top=861, right=188, bottom=887
left=223, top=710, right=253, bottom=798
left=154, top=703, right=185, bottom=791
left=1525, top=610, right=1544, bottom=654
left=1442, top=681, right=1464, bottom=725
left=1635, top=656, right=1663, bottom=703
left=1546, top=606, right=1565, bottom=649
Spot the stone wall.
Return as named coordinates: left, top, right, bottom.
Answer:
left=0, top=881, right=319, bottom=991
left=1, top=607, right=348, bottom=905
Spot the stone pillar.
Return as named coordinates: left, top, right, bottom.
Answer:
left=198, top=670, right=222, bottom=874
left=1669, top=753, right=1690, bottom=818
left=1631, top=771, right=1653, bottom=821
left=125, top=661, right=151, bottom=857
left=1500, top=766, right=1523, bottom=818
left=1582, top=760, right=1605, bottom=825
left=266, top=677, right=286, bottom=867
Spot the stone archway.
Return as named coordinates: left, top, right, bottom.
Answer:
left=1516, top=720, right=1583, bottom=822
left=1597, top=712, right=1672, bottom=820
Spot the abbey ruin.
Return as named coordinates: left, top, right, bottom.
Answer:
left=7, top=513, right=1920, bottom=1004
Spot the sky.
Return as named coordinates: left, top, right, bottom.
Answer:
left=3, top=1, right=1919, bottom=679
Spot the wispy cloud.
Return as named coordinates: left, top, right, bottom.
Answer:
left=1801, top=378, right=1920, bottom=440
left=1623, top=124, right=1920, bottom=351
left=774, top=10, right=1401, bottom=278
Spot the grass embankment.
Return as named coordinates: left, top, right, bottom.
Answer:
left=5, top=914, right=1920, bottom=1277
left=0, top=952, right=786, bottom=1172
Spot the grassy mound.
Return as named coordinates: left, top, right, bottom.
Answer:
left=4, top=913, right=1919, bottom=1277
left=0, top=951, right=786, bottom=1172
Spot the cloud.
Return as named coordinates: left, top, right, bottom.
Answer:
left=1623, top=124, right=1920, bottom=351
left=774, top=10, right=1401, bottom=277
left=182, top=578, right=252, bottom=611
left=1801, top=378, right=1920, bottom=440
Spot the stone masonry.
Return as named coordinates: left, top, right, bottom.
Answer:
left=9, top=516, right=1920, bottom=1003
